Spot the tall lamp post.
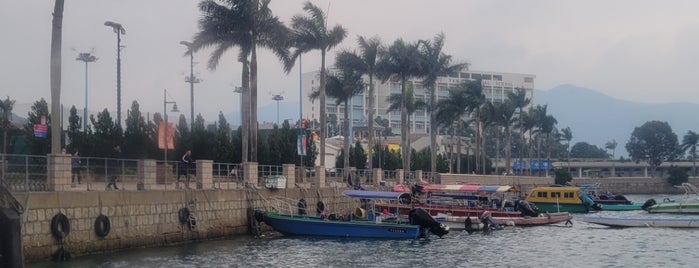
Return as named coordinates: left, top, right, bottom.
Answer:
left=76, top=52, right=97, bottom=131
left=272, top=93, right=284, bottom=125
left=104, top=21, right=125, bottom=128
left=163, top=89, right=179, bottom=184
left=179, top=41, right=201, bottom=129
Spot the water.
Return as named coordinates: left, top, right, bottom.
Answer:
left=28, top=195, right=699, bottom=268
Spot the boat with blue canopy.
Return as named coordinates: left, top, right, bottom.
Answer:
left=254, top=190, right=449, bottom=239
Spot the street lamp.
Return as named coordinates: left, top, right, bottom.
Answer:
left=76, top=52, right=97, bottom=131
left=180, top=41, right=201, bottom=129
left=104, top=21, right=125, bottom=128
left=272, top=93, right=284, bottom=125
left=163, top=89, right=180, bottom=184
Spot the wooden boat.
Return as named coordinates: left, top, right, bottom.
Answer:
left=255, top=190, right=449, bottom=239
left=525, top=185, right=602, bottom=213
left=644, top=183, right=699, bottom=214
left=439, top=212, right=573, bottom=231
left=580, top=215, right=699, bottom=228
left=380, top=183, right=525, bottom=218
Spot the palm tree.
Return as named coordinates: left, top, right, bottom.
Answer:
left=319, top=68, right=364, bottom=181
left=605, top=139, right=618, bottom=176
left=522, top=108, right=538, bottom=176
left=559, top=126, right=573, bottom=172
left=462, top=80, right=486, bottom=174
left=285, top=1, right=347, bottom=167
left=192, top=0, right=289, bottom=163
left=418, top=33, right=468, bottom=174
left=386, top=84, right=428, bottom=171
left=436, top=86, right=479, bottom=174
left=335, top=35, right=381, bottom=170
left=493, top=100, right=516, bottom=174
left=376, top=39, right=423, bottom=175
left=507, top=88, right=531, bottom=175
left=681, top=131, right=699, bottom=177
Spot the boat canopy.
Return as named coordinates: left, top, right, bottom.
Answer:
left=423, top=184, right=517, bottom=193
left=343, top=190, right=412, bottom=200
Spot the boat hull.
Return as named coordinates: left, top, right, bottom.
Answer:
left=600, top=204, right=643, bottom=211
left=581, top=215, right=699, bottom=228
left=647, top=203, right=699, bottom=214
left=442, top=212, right=572, bottom=229
left=260, top=212, right=421, bottom=239
left=375, top=203, right=522, bottom=218
left=531, top=203, right=590, bottom=213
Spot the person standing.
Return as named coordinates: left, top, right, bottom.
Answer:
left=177, top=150, right=194, bottom=189
left=106, top=145, right=121, bottom=190
left=71, top=150, right=82, bottom=184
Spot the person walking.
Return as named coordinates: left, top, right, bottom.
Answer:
left=71, top=150, right=82, bottom=184
left=106, top=145, right=121, bottom=190
left=177, top=150, right=194, bottom=189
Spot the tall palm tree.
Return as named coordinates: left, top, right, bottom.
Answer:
left=493, top=100, right=516, bottom=174
left=285, top=1, right=347, bottom=167
left=681, top=131, right=699, bottom=177
left=418, top=33, right=468, bottom=174
left=376, top=39, right=423, bottom=175
left=559, top=126, right=573, bottom=172
left=522, top=108, right=538, bottom=176
left=507, top=88, right=530, bottom=175
left=605, top=139, right=618, bottom=176
left=538, top=109, right=557, bottom=177
left=462, top=80, right=486, bottom=174
left=436, top=86, right=478, bottom=174
left=192, top=0, right=289, bottom=163
left=386, top=84, right=428, bottom=171
left=335, top=35, right=381, bottom=170
left=319, top=68, right=364, bottom=181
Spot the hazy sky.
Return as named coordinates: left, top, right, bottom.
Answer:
left=3, top=0, right=699, bottom=124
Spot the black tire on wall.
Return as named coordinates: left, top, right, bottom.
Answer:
left=178, top=208, right=190, bottom=224
left=50, top=212, right=70, bottom=240
left=94, top=214, right=111, bottom=237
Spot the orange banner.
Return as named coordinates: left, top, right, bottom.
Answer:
left=158, top=122, right=174, bottom=150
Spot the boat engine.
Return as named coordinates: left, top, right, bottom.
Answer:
left=515, top=200, right=539, bottom=217
left=408, top=208, right=449, bottom=238
left=641, top=198, right=657, bottom=211
left=580, top=193, right=602, bottom=211
left=479, top=211, right=502, bottom=230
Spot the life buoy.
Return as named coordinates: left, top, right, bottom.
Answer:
left=50, top=212, right=71, bottom=240
left=297, top=199, right=307, bottom=215
left=178, top=207, right=190, bottom=224
left=94, top=214, right=111, bottom=237
left=316, top=201, right=325, bottom=214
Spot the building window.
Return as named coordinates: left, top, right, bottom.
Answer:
left=461, top=72, right=470, bottom=79
left=524, top=77, right=534, bottom=83
left=471, top=73, right=482, bottom=80
left=493, top=75, right=502, bottom=81
left=481, top=74, right=491, bottom=80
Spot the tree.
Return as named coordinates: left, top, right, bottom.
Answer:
left=24, top=99, right=51, bottom=156
left=667, top=166, right=689, bottom=185
left=66, top=105, right=88, bottom=154
left=1, top=96, right=17, bottom=156
left=214, top=112, right=236, bottom=163
left=436, top=82, right=481, bottom=174
left=554, top=168, right=573, bottom=185
left=626, top=120, right=679, bottom=177
left=335, top=35, right=381, bottom=170
left=322, top=67, right=364, bottom=177
left=559, top=126, right=573, bottom=172
left=681, top=130, right=699, bottom=177
left=376, top=38, right=423, bottom=173
left=418, top=33, right=468, bottom=173
left=124, top=101, right=153, bottom=159
left=570, top=142, right=608, bottom=158
left=386, top=84, right=428, bottom=170
left=286, top=1, right=347, bottom=167
left=192, top=0, right=290, bottom=163
left=492, top=100, right=516, bottom=174
left=605, top=139, right=618, bottom=159
left=90, top=109, right=122, bottom=157
left=508, top=88, right=531, bottom=175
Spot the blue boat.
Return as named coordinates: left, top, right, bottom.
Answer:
left=255, top=190, right=449, bottom=239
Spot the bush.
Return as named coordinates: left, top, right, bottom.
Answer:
left=667, top=166, right=689, bottom=186
left=554, top=168, right=573, bottom=185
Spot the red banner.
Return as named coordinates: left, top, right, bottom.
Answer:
left=158, top=122, right=174, bottom=150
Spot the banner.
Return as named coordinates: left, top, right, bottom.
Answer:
left=33, top=124, right=47, bottom=138
left=297, top=134, right=307, bottom=156
left=158, top=122, right=174, bottom=150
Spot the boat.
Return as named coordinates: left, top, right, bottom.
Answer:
left=643, top=183, right=699, bottom=214
left=525, top=185, right=602, bottom=213
left=381, top=183, right=526, bottom=218
left=254, top=190, right=450, bottom=239
left=577, top=183, right=635, bottom=205
left=439, top=211, right=573, bottom=231
left=580, top=214, right=699, bottom=228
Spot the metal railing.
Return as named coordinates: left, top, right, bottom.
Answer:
left=1, top=154, right=48, bottom=191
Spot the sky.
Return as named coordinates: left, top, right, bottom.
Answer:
left=3, top=0, right=699, bottom=126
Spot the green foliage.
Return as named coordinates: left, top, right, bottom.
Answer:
left=667, top=166, right=689, bottom=186
left=124, top=101, right=154, bottom=159
left=350, top=141, right=368, bottom=169
left=626, top=120, right=679, bottom=175
left=90, top=108, right=123, bottom=157
left=570, top=142, right=608, bottom=158
left=23, top=98, right=51, bottom=155
left=554, top=168, right=573, bottom=185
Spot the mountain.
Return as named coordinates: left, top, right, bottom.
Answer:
left=536, top=84, right=699, bottom=157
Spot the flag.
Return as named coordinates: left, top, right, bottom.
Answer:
left=158, top=122, right=174, bottom=150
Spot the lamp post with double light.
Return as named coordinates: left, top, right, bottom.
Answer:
left=179, top=41, right=201, bottom=129
left=163, top=89, right=179, bottom=185
left=75, top=52, right=97, bottom=131
left=104, top=21, right=125, bottom=127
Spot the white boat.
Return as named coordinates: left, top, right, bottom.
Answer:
left=644, top=183, right=699, bottom=214
left=581, top=215, right=699, bottom=228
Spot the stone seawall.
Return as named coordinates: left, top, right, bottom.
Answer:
left=16, top=187, right=355, bottom=262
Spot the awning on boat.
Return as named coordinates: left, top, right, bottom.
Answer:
left=343, top=190, right=411, bottom=201
left=423, top=184, right=517, bottom=193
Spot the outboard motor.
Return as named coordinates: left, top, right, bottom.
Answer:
left=479, top=211, right=502, bottom=230
left=409, top=208, right=449, bottom=238
left=411, top=184, right=424, bottom=203
left=641, top=198, right=657, bottom=211
left=579, top=192, right=602, bottom=211
left=516, top=200, right=539, bottom=217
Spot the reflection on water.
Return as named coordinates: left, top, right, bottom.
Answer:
left=28, top=195, right=699, bottom=268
